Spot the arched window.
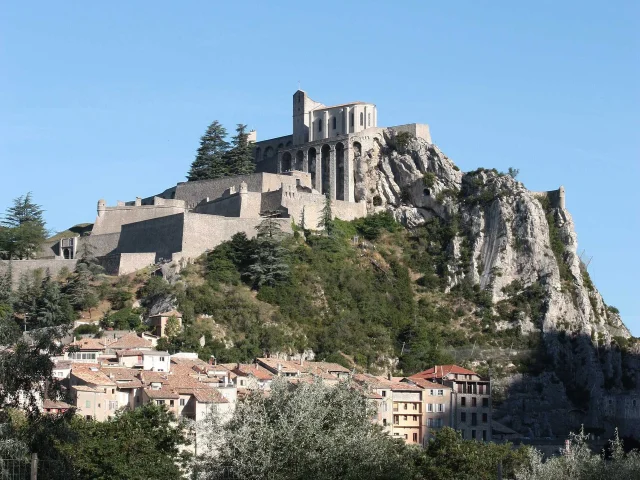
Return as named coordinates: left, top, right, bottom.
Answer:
left=360, top=112, right=364, bottom=126
left=332, top=117, right=337, bottom=130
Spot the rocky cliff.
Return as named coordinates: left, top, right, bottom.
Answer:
left=355, top=129, right=636, bottom=437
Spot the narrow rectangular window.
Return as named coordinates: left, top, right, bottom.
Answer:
left=170, top=400, right=174, bottom=407
left=472, top=397, right=477, bottom=407
left=318, top=120, right=322, bottom=132
left=461, top=412, right=466, bottom=422
left=413, top=433, right=418, bottom=442
left=482, top=398, right=489, bottom=408
left=471, top=430, right=476, bottom=439
left=332, top=117, right=336, bottom=130
left=359, top=112, right=364, bottom=126
left=85, top=400, right=90, bottom=408
left=482, top=413, right=488, bottom=423
left=482, top=430, right=487, bottom=441
left=461, top=397, right=466, bottom=407
left=350, top=113, right=354, bottom=127
left=180, top=398, right=186, bottom=406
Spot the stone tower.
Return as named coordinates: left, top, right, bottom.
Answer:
left=292, top=90, right=325, bottom=145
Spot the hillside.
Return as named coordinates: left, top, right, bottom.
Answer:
left=116, top=129, right=637, bottom=440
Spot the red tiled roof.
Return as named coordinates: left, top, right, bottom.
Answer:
left=69, top=338, right=105, bottom=351
left=108, top=333, right=152, bottom=350
left=71, top=366, right=116, bottom=386
left=410, top=365, right=477, bottom=380
left=144, top=387, right=179, bottom=399
left=150, top=310, right=183, bottom=318
left=233, top=364, right=274, bottom=381
left=407, top=378, right=450, bottom=390
left=43, top=399, right=73, bottom=409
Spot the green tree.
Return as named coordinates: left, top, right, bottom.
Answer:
left=33, top=275, right=75, bottom=329
left=0, top=193, right=47, bottom=259
left=318, top=193, right=334, bottom=236
left=507, top=167, right=520, bottom=179
left=187, top=121, right=230, bottom=181
left=196, top=379, right=414, bottom=480
left=32, top=403, right=190, bottom=480
left=164, top=315, right=181, bottom=338
left=245, top=215, right=290, bottom=288
left=418, top=427, right=530, bottom=480
left=67, top=263, right=99, bottom=318
left=224, top=124, right=255, bottom=176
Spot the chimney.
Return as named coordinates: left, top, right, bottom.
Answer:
left=224, top=376, right=228, bottom=387
left=387, top=373, right=392, bottom=381
left=209, top=355, right=216, bottom=366
left=277, top=363, right=282, bottom=373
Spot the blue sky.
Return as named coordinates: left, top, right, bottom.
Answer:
left=1, top=1, right=638, bottom=333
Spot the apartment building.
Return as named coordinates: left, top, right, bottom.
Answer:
left=410, top=365, right=492, bottom=441
left=405, top=377, right=453, bottom=440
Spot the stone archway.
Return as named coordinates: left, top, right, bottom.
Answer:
left=282, top=152, right=292, bottom=172
left=264, top=146, right=274, bottom=161
left=296, top=150, right=304, bottom=171
left=321, top=144, right=331, bottom=195
left=335, top=142, right=345, bottom=201
left=309, top=148, right=317, bottom=188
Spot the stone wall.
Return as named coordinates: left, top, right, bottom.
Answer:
left=0, top=259, right=79, bottom=286
left=178, top=213, right=291, bottom=260
left=389, top=123, right=432, bottom=143
left=117, top=253, right=158, bottom=275
left=93, top=203, right=186, bottom=235
left=84, top=232, right=121, bottom=257
left=194, top=191, right=263, bottom=218
left=531, top=187, right=566, bottom=209
left=116, top=213, right=184, bottom=259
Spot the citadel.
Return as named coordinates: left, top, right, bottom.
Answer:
left=6, top=90, right=433, bottom=278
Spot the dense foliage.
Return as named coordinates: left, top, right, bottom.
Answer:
left=187, top=121, right=255, bottom=181
left=0, top=193, right=47, bottom=260
left=195, top=379, right=415, bottom=480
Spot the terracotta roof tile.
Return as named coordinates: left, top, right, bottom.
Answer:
left=410, top=365, right=478, bottom=380
left=108, top=333, right=152, bottom=350
left=144, top=387, right=179, bottom=399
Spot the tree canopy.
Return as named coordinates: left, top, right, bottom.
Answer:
left=0, top=193, right=47, bottom=260
left=187, top=121, right=255, bottom=181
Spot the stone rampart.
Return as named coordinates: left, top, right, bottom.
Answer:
left=389, top=123, right=432, bottom=143
left=93, top=203, right=186, bottom=235
left=194, top=191, right=263, bottom=218
left=531, top=186, right=566, bottom=209
left=117, top=253, right=158, bottom=275
left=178, top=213, right=291, bottom=260
left=116, top=213, right=184, bottom=259
left=84, top=232, right=122, bottom=257
left=0, top=259, right=79, bottom=286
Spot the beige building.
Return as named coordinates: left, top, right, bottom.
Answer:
left=70, top=365, right=119, bottom=421
left=148, top=310, right=183, bottom=338
left=404, top=377, right=453, bottom=440
left=410, top=365, right=492, bottom=441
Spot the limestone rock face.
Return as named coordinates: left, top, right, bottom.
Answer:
left=355, top=131, right=634, bottom=436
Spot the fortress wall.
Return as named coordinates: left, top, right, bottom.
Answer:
left=194, top=192, right=263, bottom=218
left=179, top=213, right=291, bottom=260
left=261, top=190, right=285, bottom=214
left=116, top=214, right=185, bottom=259
left=117, top=253, right=158, bottom=275
left=92, top=204, right=186, bottom=235
left=531, top=187, right=565, bottom=209
left=84, top=233, right=122, bottom=257
left=262, top=172, right=313, bottom=191
left=277, top=190, right=367, bottom=229
left=389, top=123, right=432, bottom=143
left=194, top=194, right=243, bottom=217
left=174, top=174, right=266, bottom=208
left=0, top=259, right=79, bottom=287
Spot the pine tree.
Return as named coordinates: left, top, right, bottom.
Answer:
left=34, top=275, right=73, bottom=328
left=1, top=193, right=47, bottom=259
left=245, top=214, right=289, bottom=288
left=187, top=121, right=229, bottom=181
left=318, top=193, right=334, bottom=236
left=224, top=124, right=255, bottom=176
left=68, top=263, right=99, bottom=318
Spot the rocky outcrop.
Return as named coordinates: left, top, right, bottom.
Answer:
left=356, top=130, right=635, bottom=436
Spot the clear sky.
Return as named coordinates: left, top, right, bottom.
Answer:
left=1, top=1, right=638, bottom=333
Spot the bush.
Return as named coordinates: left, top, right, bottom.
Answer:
left=74, top=324, right=100, bottom=336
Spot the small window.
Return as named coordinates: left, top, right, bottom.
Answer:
left=86, top=415, right=92, bottom=420
left=156, top=400, right=165, bottom=405
left=368, top=113, right=371, bottom=126
left=180, top=398, right=186, bottom=406
left=403, top=415, right=407, bottom=421
left=359, top=112, right=364, bottom=126
left=381, top=391, right=386, bottom=397
left=427, top=404, right=433, bottom=412
left=429, top=389, right=434, bottom=396
left=413, top=404, right=417, bottom=410
left=413, top=415, right=417, bottom=421
left=471, top=429, right=476, bottom=439
left=160, top=357, right=165, bottom=362
left=482, top=430, right=487, bottom=441
left=438, top=389, right=444, bottom=396
left=332, top=117, right=337, bottom=130
left=170, top=400, right=174, bottom=407
left=472, top=397, right=477, bottom=407
left=112, top=389, right=115, bottom=394
left=413, top=433, right=418, bottom=442
left=383, top=419, right=387, bottom=426
left=437, top=404, right=445, bottom=413
left=85, top=400, right=91, bottom=408
left=461, top=397, right=466, bottom=407
left=318, top=120, right=322, bottom=132
left=350, top=113, right=354, bottom=127
left=482, top=398, right=489, bottom=408
left=461, top=412, right=466, bottom=422
left=404, top=434, right=408, bottom=440
left=482, top=413, right=488, bottom=423
left=404, top=404, right=407, bottom=410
